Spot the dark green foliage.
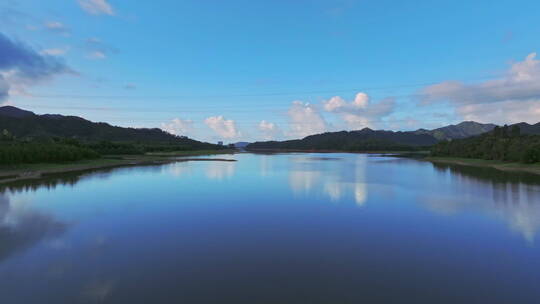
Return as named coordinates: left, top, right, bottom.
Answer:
left=0, top=107, right=226, bottom=164
left=247, top=129, right=436, bottom=151
left=0, top=107, right=219, bottom=150
left=86, top=141, right=144, bottom=155
left=0, top=143, right=100, bottom=164
left=431, top=126, right=540, bottom=164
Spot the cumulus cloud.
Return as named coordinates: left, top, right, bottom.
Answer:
left=323, top=92, right=395, bottom=129
left=78, top=0, right=115, bottom=16
left=419, top=52, right=540, bottom=124
left=0, top=32, right=70, bottom=102
left=258, top=120, right=282, bottom=140
left=204, top=116, right=241, bottom=139
left=161, top=118, right=194, bottom=137
left=287, top=101, right=328, bottom=138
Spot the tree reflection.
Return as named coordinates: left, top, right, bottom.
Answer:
left=428, top=163, right=540, bottom=243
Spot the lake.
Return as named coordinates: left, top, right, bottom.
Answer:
left=1, top=153, right=540, bottom=303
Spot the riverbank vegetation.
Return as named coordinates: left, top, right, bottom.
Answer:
left=0, top=128, right=230, bottom=165
left=431, top=125, right=540, bottom=164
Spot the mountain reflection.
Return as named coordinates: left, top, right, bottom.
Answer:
left=0, top=193, right=67, bottom=263
left=288, top=155, right=368, bottom=206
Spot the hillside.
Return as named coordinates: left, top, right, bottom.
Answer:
left=0, top=106, right=216, bottom=149
left=247, top=128, right=438, bottom=151
left=431, top=125, right=540, bottom=163
left=247, top=121, right=540, bottom=152
left=415, top=121, right=496, bottom=141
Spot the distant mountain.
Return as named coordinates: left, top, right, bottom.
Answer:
left=512, top=122, right=540, bottom=135
left=233, top=142, right=250, bottom=148
left=246, top=121, right=539, bottom=152
left=0, top=106, right=216, bottom=148
left=0, top=106, right=35, bottom=118
left=247, top=128, right=438, bottom=151
left=415, top=121, right=496, bottom=141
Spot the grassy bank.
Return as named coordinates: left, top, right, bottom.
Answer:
left=0, top=150, right=236, bottom=184
left=425, top=157, right=540, bottom=175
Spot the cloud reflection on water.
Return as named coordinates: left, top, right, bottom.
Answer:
left=288, top=155, right=368, bottom=206
left=428, top=163, right=540, bottom=244
left=0, top=193, right=67, bottom=263
left=205, top=161, right=236, bottom=180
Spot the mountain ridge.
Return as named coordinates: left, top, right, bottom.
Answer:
left=0, top=106, right=216, bottom=149
left=247, top=121, right=540, bottom=151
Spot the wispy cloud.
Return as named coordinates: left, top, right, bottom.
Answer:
left=41, top=47, right=70, bottom=56
left=44, top=21, right=69, bottom=35
left=78, top=0, right=115, bottom=16
left=419, top=52, right=540, bottom=124
left=85, top=37, right=116, bottom=60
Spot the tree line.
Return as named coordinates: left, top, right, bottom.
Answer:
left=0, top=129, right=226, bottom=165
left=431, top=125, right=540, bottom=164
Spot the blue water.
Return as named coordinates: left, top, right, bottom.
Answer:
left=1, top=153, right=539, bottom=303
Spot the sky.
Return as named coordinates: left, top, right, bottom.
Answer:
left=1, top=0, right=540, bottom=143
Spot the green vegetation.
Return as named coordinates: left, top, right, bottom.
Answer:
left=0, top=132, right=100, bottom=165
left=431, top=125, right=540, bottom=164
left=0, top=106, right=224, bottom=166
left=0, top=125, right=230, bottom=166
left=247, top=129, right=436, bottom=152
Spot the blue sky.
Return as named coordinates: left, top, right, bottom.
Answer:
left=1, top=0, right=540, bottom=143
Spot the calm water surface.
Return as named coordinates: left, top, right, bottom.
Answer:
left=1, top=153, right=540, bottom=303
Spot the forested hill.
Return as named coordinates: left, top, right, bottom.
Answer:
left=431, top=125, right=540, bottom=163
left=247, top=128, right=438, bottom=151
left=247, top=121, right=540, bottom=152
left=414, top=121, right=496, bottom=141
left=0, top=106, right=214, bottom=148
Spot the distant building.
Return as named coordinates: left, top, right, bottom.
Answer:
left=218, top=141, right=223, bottom=146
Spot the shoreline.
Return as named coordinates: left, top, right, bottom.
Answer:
left=425, top=157, right=540, bottom=176
left=246, top=148, right=429, bottom=155
left=0, top=150, right=236, bottom=185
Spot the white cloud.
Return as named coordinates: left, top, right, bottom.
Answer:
left=420, top=52, right=540, bottom=124
left=204, top=116, right=241, bottom=139
left=161, top=118, right=194, bottom=137
left=258, top=120, right=281, bottom=140
left=322, top=92, right=395, bottom=129
left=287, top=101, right=328, bottom=138
left=78, top=0, right=115, bottom=16
left=323, top=96, right=347, bottom=112
left=41, top=47, right=69, bottom=56
left=44, top=21, right=69, bottom=35
left=85, top=38, right=116, bottom=60
left=456, top=100, right=540, bottom=124
left=88, top=51, right=106, bottom=59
